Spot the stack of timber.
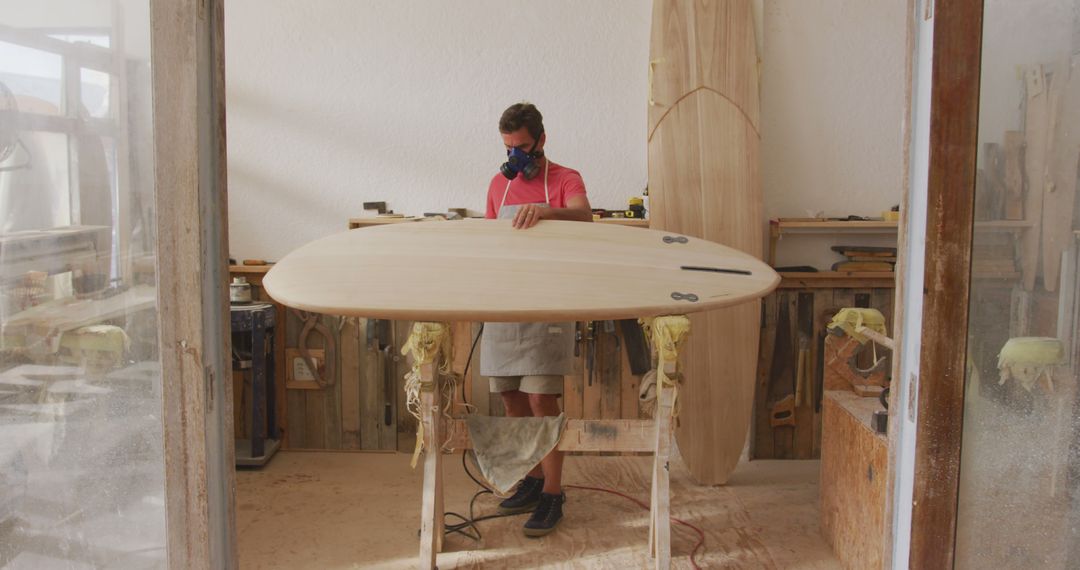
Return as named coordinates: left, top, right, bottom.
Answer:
left=830, top=245, right=897, bottom=273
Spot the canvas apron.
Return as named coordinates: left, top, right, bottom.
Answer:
left=480, top=161, right=576, bottom=378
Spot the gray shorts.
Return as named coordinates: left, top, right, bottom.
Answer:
left=489, top=375, right=563, bottom=395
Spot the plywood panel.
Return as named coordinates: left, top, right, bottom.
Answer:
left=820, top=391, right=888, bottom=570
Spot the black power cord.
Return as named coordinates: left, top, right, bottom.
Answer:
left=440, top=324, right=528, bottom=543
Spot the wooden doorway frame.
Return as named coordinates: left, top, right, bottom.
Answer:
left=151, top=0, right=235, bottom=568
left=885, top=0, right=985, bottom=567
left=908, top=0, right=984, bottom=566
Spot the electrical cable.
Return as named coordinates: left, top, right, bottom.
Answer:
left=564, top=484, right=705, bottom=570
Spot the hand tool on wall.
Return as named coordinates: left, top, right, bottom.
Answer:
left=767, top=297, right=796, bottom=427
left=770, top=395, right=796, bottom=427
left=291, top=308, right=336, bottom=388
left=795, top=293, right=815, bottom=407
left=586, top=321, right=597, bottom=386
left=618, top=318, right=652, bottom=376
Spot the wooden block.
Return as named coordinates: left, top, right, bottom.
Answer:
left=820, top=391, right=888, bottom=570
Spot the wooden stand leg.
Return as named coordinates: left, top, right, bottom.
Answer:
left=418, top=359, right=444, bottom=569
left=649, top=361, right=675, bottom=569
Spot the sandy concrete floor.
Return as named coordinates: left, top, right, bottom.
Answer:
left=236, top=451, right=840, bottom=569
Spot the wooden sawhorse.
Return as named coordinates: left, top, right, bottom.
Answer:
left=405, top=316, right=689, bottom=570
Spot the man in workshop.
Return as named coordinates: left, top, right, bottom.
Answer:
left=481, top=102, right=592, bottom=537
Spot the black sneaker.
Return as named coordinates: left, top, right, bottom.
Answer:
left=523, top=492, right=565, bottom=537
left=497, top=476, right=544, bottom=515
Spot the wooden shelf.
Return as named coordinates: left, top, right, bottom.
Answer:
left=973, top=220, right=1034, bottom=231
left=230, top=264, right=272, bottom=274
left=596, top=218, right=649, bottom=228
left=768, top=218, right=899, bottom=267
left=772, top=219, right=897, bottom=231
left=774, top=218, right=1031, bottom=233
left=778, top=271, right=895, bottom=289
left=348, top=217, right=420, bottom=229
left=349, top=216, right=649, bottom=230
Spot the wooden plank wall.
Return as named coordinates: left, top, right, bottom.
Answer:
left=269, top=318, right=647, bottom=451
left=752, top=285, right=894, bottom=460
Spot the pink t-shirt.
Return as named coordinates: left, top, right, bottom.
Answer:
left=485, top=161, right=587, bottom=219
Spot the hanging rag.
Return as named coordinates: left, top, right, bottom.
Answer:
left=464, top=413, right=566, bottom=495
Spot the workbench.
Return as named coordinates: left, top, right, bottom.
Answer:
left=348, top=216, right=650, bottom=229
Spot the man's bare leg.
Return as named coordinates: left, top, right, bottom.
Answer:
left=502, top=390, right=543, bottom=478
left=529, top=393, right=564, bottom=494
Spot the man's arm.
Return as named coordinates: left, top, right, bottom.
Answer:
left=513, top=195, right=592, bottom=229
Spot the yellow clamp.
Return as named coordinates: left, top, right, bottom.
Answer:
left=401, top=322, right=453, bottom=468
left=640, top=315, right=691, bottom=413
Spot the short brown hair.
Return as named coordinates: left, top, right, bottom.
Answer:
left=499, top=102, right=544, bottom=140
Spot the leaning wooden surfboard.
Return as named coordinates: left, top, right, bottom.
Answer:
left=648, top=0, right=761, bottom=484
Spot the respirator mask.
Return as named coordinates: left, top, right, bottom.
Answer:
left=500, top=133, right=543, bottom=180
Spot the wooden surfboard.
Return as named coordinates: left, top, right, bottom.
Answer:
left=263, top=220, right=777, bottom=322
left=648, top=0, right=762, bottom=484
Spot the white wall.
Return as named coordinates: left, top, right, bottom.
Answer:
left=224, top=1, right=651, bottom=261
left=762, top=0, right=909, bottom=268
left=225, top=1, right=911, bottom=268
left=977, top=0, right=1076, bottom=153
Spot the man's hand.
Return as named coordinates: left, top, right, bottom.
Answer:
left=512, top=196, right=593, bottom=229
left=513, top=203, right=548, bottom=229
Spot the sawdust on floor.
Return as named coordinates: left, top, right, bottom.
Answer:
left=236, top=451, right=840, bottom=569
